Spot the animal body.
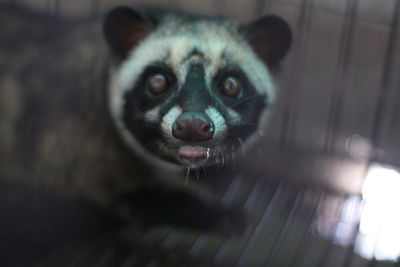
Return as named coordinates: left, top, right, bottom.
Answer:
left=0, top=4, right=291, bottom=265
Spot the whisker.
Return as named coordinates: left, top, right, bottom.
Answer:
left=201, top=165, right=207, bottom=176
left=185, top=166, right=190, bottom=185
left=218, top=145, right=226, bottom=167
left=216, top=156, right=220, bottom=169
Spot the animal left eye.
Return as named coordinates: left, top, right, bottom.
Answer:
left=220, top=76, right=242, bottom=98
left=147, top=73, right=168, bottom=95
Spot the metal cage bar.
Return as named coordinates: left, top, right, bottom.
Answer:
left=279, top=0, right=314, bottom=148
left=324, top=0, right=358, bottom=153
left=370, top=0, right=400, bottom=152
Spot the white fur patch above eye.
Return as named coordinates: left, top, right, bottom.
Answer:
left=205, top=106, right=227, bottom=139
left=144, top=105, right=161, bottom=123
left=161, top=105, right=183, bottom=140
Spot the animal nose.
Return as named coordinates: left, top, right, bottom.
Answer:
left=172, top=112, right=215, bottom=142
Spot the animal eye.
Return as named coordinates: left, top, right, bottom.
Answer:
left=147, top=73, right=168, bottom=95
left=220, top=76, right=242, bottom=98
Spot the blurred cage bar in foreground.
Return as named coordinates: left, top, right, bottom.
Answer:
left=1, top=0, right=400, bottom=266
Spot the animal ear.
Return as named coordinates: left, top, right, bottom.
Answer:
left=241, top=15, right=292, bottom=68
left=103, top=7, right=152, bottom=59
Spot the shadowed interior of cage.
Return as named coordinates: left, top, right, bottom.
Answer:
left=2, top=0, right=400, bottom=266
left=36, top=176, right=398, bottom=267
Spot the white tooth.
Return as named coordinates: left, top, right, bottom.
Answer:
left=205, top=106, right=226, bottom=138
left=161, top=105, right=183, bottom=140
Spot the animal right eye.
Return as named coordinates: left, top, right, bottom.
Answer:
left=147, top=73, right=168, bottom=95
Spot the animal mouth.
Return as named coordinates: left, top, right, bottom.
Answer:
left=177, top=145, right=209, bottom=159
left=157, top=142, right=211, bottom=165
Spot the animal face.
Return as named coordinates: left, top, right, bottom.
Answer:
left=104, top=7, right=292, bottom=169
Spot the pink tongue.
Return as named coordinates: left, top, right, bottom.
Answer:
left=178, top=146, right=208, bottom=159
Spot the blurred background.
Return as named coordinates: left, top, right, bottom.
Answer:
left=1, top=0, right=399, bottom=266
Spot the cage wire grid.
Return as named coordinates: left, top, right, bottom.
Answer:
left=1, top=0, right=400, bottom=266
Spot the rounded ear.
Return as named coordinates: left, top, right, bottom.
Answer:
left=103, top=7, right=153, bottom=59
left=241, top=15, right=292, bottom=68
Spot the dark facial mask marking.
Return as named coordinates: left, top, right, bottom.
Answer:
left=176, top=64, right=212, bottom=112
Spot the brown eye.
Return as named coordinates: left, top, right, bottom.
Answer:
left=220, top=77, right=242, bottom=98
left=148, top=73, right=168, bottom=95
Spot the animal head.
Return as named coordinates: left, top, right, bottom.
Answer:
left=104, top=7, right=292, bottom=169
